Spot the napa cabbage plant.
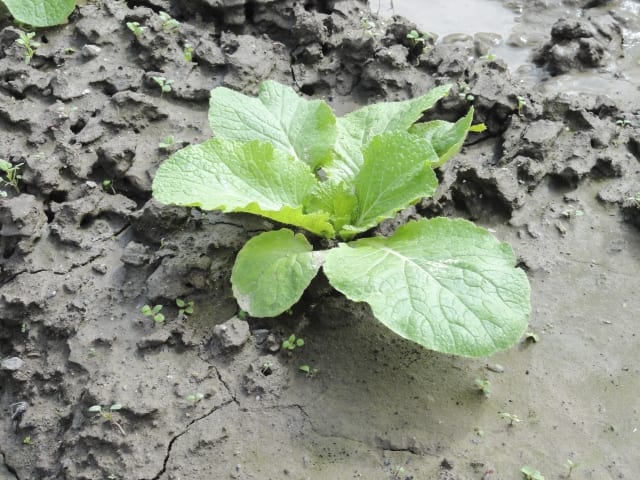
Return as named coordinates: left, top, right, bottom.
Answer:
left=1, top=0, right=76, bottom=27
left=152, top=81, right=530, bottom=357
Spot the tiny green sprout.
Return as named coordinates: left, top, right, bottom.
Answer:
left=516, top=95, right=527, bottom=115
left=141, top=304, right=165, bottom=323
left=475, top=378, right=491, bottom=397
left=107, top=474, right=118, bottom=480
left=159, top=11, right=180, bottom=31
left=469, top=123, right=487, bottom=133
left=260, top=362, right=273, bottom=375
left=282, top=334, right=304, bottom=351
left=22, top=436, right=31, bottom=445
left=466, top=94, right=475, bottom=102
left=521, top=465, right=545, bottom=480
left=89, top=404, right=125, bottom=435
left=499, top=412, right=521, bottom=426
left=183, top=43, right=194, bottom=62
left=15, top=31, right=40, bottom=64
left=480, top=53, right=497, bottom=61
left=0, top=159, right=23, bottom=196
left=565, top=459, right=579, bottom=477
left=615, top=117, right=632, bottom=127
left=102, top=179, right=116, bottom=194
left=152, top=76, right=174, bottom=96
left=88, top=347, right=97, bottom=357
left=126, top=21, right=147, bottom=37
left=64, top=47, right=76, bottom=55
left=176, top=298, right=194, bottom=316
left=21, top=322, right=28, bottom=333
left=299, top=364, right=319, bottom=377
left=524, top=331, right=539, bottom=343
left=391, top=465, right=406, bottom=480
left=186, top=392, right=204, bottom=404
left=158, top=135, right=175, bottom=151
left=406, top=29, right=430, bottom=47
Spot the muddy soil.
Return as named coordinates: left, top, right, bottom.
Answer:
left=1, top=0, right=639, bottom=479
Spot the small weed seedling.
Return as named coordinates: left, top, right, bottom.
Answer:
left=152, top=76, right=174, bottom=96
left=521, top=465, right=545, bottom=480
left=615, top=117, right=632, bottom=127
left=15, top=32, right=40, bottom=64
left=565, top=459, right=579, bottom=478
left=0, top=159, right=23, bottom=196
left=183, top=43, right=194, bottom=62
left=141, top=304, right=165, bottom=323
left=22, top=436, right=32, bottom=445
left=158, top=135, right=175, bottom=151
left=475, top=378, right=491, bottom=397
left=406, top=29, right=430, bottom=47
left=260, top=362, right=273, bottom=375
left=186, top=393, right=204, bottom=405
left=516, top=95, right=527, bottom=116
left=499, top=412, right=521, bottom=426
left=480, top=53, right=497, bottom=61
left=524, top=331, right=540, bottom=343
left=126, top=21, right=147, bottom=37
left=158, top=11, right=180, bottom=31
left=176, top=298, right=194, bottom=316
left=299, top=364, right=319, bottom=377
left=282, top=334, right=304, bottom=352
left=88, top=404, right=126, bottom=435
left=102, top=179, right=116, bottom=194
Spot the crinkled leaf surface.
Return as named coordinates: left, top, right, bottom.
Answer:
left=152, top=138, right=334, bottom=237
left=346, top=131, right=438, bottom=236
left=410, top=108, right=474, bottom=167
left=231, top=229, right=323, bottom=317
left=304, top=180, right=357, bottom=234
left=3, top=0, right=75, bottom=26
left=323, top=218, right=530, bottom=357
left=325, top=85, right=451, bottom=182
left=208, top=81, right=336, bottom=169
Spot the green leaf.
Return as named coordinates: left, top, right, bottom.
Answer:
left=325, top=85, right=451, bottom=182
left=410, top=108, right=474, bottom=167
left=152, top=138, right=334, bottom=237
left=346, top=131, right=438, bottom=236
left=3, top=0, right=76, bottom=27
left=208, top=81, right=336, bottom=170
left=0, top=159, right=12, bottom=172
left=304, top=180, right=357, bottom=234
left=231, top=229, right=323, bottom=317
left=323, top=218, right=530, bottom=357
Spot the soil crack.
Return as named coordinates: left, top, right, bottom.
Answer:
left=142, top=399, right=235, bottom=480
left=0, top=450, right=20, bottom=480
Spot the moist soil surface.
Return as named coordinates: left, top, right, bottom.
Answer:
left=1, top=1, right=639, bottom=479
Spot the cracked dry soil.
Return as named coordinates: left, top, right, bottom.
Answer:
left=1, top=0, right=639, bottom=479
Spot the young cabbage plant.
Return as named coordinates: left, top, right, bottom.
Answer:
left=152, top=81, right=531, bottom=358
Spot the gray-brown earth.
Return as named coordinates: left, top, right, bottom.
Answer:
left=1, top=0, right=639, bottom=479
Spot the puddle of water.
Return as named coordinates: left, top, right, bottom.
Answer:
left=385, top=0, right=640, bottom=99
left=388, top=0, right=516, bottom=39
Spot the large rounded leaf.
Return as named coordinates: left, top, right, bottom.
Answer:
left=323, top=218, right=530, bottom=357
left=4, top=0, right=76, bottom=27
left=231, top=229, right=323, bottom=317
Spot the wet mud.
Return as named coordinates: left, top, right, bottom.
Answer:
left=1, top=0, right=639, bottom=479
